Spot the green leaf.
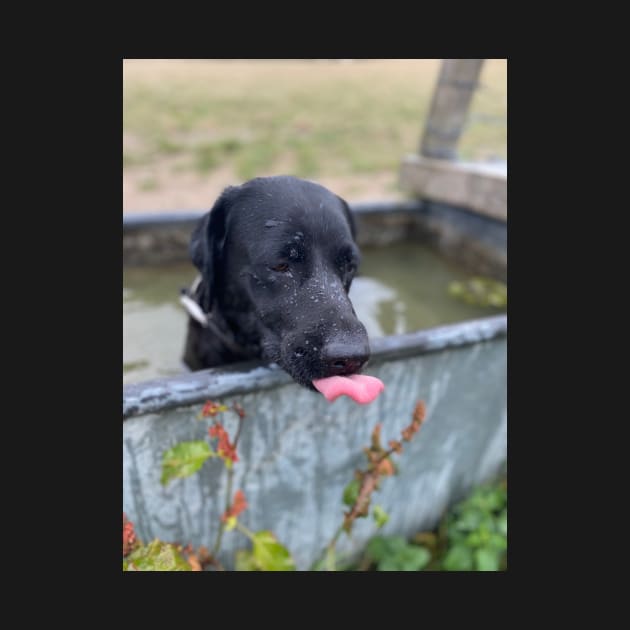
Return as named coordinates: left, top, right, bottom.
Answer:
left=160, top=441, right=214, bottom=485
left=366, top=536, right=389, bottom=562
left=124, top=540, right=192, bottom=571
left=366, top=536, right=407, bottom=563
left=467, top=486, right=506, bottom=513
left=465, top=531, right=483, bottom=548
left=400, top=546, right=431, bottom=571
left=252, top=531, right=296, bottom=571
left=235, top=549, right=259, bottom=571
left=372, top=505, right=389, bottom=529
left=476, top=524, right=492, bottom=545
left=448, top=277, right=507, bottom=308
left=343, top=479, right=361, bottom=506
left=475, top=547, right=501, bottom=571
left=487, top=533, right=507, bottom=551
left=497, top=509, right=507, bottom=536
left=377, top=546, right=431, bottom=571
left=451, top=507, right=485, bottom=534
left=442, top=544, right=474, bottom=571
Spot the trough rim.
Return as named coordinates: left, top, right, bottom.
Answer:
left=122, top=198, right=509, bottom=235
left=123, top=314, right=507, bottom=421
left=122, top=199, right=426, bottom=231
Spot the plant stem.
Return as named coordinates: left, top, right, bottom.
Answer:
left=211, top=464, right=234, bottom=558
left=374, top=446, right=397, bottom=466
left=210, top=411, right=245, bottom=560
left=310, top=523, right=344, bottom=571
left=325, top=525, right=344, bottom=571
left=310, top=445, right=400, bottom=572
left=235, top=520, right=257, bottom=541
left=232, top=408, right=245, bottom=446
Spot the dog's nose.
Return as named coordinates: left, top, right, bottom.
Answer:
left=322, top=341, right=369, bottom=375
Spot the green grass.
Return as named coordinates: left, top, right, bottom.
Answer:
left=123, top=60, right=506, bottom=179
left=176, top=138, right=246, bottom=174
left=155, top=137, right=186, bottom=155
left=234, top=139, right=283, bottom=180
left=194, top=144, right=220, bottom=172
left=138, top=177, right=159, bottom=191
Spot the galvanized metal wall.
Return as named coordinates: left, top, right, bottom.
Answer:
left=123, top=327, right=506, bottom=570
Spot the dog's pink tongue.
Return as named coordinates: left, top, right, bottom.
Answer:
left=312, top=374, right=385, bottom=404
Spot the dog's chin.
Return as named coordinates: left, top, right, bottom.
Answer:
left=281, top=363, right=321, bottom=390
left=270, top=354, right=319, bottom=389
left=261, top=336, right=367, bottom=391
left=260, top=341, right=320, bottom=390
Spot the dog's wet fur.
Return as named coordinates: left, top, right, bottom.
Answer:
left=183, top=175, right=370, bottom=389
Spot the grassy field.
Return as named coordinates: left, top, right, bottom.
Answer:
left=123, top=59, right=506, bottom=212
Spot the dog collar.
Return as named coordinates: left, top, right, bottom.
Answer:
left=179, top=276, right=249, bottom=358
left=179, top=275, right=207, bottom=325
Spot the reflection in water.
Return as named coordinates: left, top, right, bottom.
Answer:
left=349, top=276, right=398, bottom=338
left=123, top=243, right=505, bottom=384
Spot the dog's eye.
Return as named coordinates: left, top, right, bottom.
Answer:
left=270, top=263, right=290, bottom=273
left=341, top=260, right=357, bottom=276
left=336, top=246, right=359, bottom=277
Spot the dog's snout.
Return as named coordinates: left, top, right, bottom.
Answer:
left=329, top=357, right=363, bottom=374
left=322, top=341, right=369, bottom=375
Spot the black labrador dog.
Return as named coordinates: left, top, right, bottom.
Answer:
left=182, top=175, right=370, bottom=390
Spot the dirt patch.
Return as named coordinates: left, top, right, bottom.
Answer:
left=123, top=162, right=407, bottom=213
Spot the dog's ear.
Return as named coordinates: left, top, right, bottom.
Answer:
left=337, top=195, right=356, bottom=240
left=189, top=187, right=234, bottom=312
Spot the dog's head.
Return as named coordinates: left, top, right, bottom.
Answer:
left=189, top=175, right=370, bottom=388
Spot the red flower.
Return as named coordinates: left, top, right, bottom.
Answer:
left=222, top=490, right=248, bottom=522
left=402, top=421, right=420, bottom=441
left=123, top=513, right=136, bottom=557
left=413, top=401, right=426, bottom=425
left=376, top=457, right=395, bottom=476
left=201, top=400, right=228, bottom=417
left=209, top=422, right=239, bottom=464
left=402, top=400, right=427, bottom=442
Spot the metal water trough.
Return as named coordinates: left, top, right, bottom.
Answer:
left=123, top=199, right=507, bottom=570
